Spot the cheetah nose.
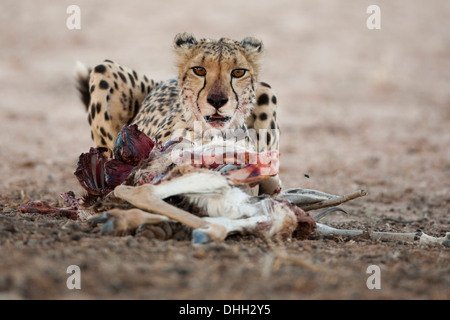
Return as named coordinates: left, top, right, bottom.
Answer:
left=207, top=93, right=229, bottom=110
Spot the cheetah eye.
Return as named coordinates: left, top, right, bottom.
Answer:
left=192, top=67, right=207, bottom=77
left=231, top=69, right=246, bottom=78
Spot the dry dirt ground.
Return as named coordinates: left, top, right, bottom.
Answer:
left=0, top=1, right=449, bottom=300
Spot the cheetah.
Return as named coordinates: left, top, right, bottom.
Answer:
left=75, top=33, right=281, bottom=194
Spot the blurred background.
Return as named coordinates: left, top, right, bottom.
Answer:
left=0, top=0, right=449, bottom=214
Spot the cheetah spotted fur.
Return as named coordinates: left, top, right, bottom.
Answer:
left=76, top=33, right=281, bottom=194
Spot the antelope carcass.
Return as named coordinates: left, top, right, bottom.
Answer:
left=74, top=124, right=449, bottom=246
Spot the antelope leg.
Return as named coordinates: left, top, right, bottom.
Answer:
left=114, top=184, right=227, bottom=242
left=315, top=223, right=450, bottom=246
left=89, top=208, right=170, bottom=236
left=198, top=198, right=306, bottom=242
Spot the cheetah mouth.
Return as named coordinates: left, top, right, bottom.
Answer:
left=204, top=114, right=231, bottom=123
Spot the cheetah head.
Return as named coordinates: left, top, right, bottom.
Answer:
left=174, top=32, right=263, bottom=132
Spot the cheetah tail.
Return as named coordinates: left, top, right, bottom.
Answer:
left=74, top=61, right=91, bottom=110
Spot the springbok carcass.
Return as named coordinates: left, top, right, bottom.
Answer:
left=73, top=124, right=315, bottom=243
left=70, top=125, right=449, bottom=246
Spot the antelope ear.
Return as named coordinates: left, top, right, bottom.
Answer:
left=174, top=32, right=198, bottom=51
left=240, top=36, right=264, bottom=54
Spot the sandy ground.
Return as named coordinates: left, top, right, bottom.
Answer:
left=0, top=0, right=449, bottom=300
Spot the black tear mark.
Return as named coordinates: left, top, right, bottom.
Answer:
left=230, top=76, right=239, bottom=110
left=196, top=78, right=207, bottom=112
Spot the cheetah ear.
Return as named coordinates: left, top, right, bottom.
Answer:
left=240, top=37, right=264, bottom=54
left=174, top=32, right=198, bottom=51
